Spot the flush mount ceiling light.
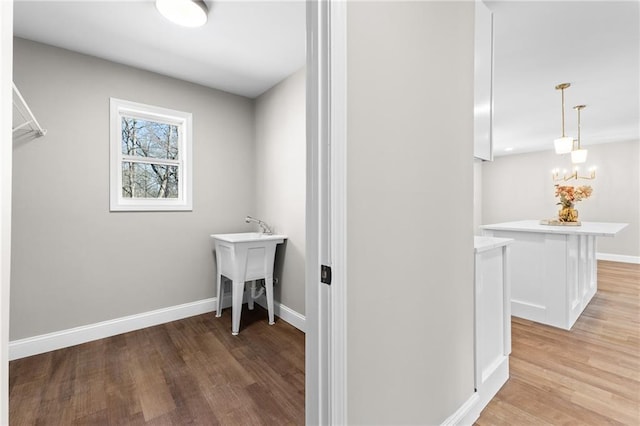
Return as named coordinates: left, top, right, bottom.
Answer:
left=571, top=105, right=588, bottom=164
left=156, top=0, right=208, bottom=28
left=553, top=83, right=574, bottom=154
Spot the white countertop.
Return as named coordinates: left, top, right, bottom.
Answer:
left=481, top=220, right=628, bottom=237
left=474, top=236, right=513, bottom=253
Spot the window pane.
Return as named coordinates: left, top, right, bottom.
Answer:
left=121, top=117, right=179, bottom=160
left=122, top=162, right=179, bottom=199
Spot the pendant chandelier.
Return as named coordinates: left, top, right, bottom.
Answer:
left=553, top=83, right=574, bottom=154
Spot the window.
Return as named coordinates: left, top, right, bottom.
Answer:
left=110, top=98, right=192, bottom=211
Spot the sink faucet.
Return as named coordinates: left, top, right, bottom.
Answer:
left=245, top=216, right=273, bottom=235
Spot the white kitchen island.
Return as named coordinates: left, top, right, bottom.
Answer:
left=480, top=220, right=628, bottom=330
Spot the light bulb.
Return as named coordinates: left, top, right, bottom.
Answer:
left=571, top=149, right=588, bottom=164
left=156, top=0, right=208, bottom=28
left=554, top=136, right=573, bottom=154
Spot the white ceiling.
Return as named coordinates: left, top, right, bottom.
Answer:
left=487, top=0, right=639, bottom=156
left=13, top=1, right=639, bottom=156
left=13, top=0, right=306, bottom=98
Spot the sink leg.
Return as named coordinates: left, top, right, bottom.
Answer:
left=231, top=280, right=244, bottom=335
left=248, top=281, right=255, bottom=310
left=265, top=276, right=275, bottom=325
left=215, top=274, right=223, bottom=317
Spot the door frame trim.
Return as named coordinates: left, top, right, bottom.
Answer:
left=0, top=1, right=14, bottom=424
left=306, top=0, right=348, bottom=424
left=329, top=1, right=347, bottom=424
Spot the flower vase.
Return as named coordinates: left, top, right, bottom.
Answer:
left=558, top=204, right=579, bottom=223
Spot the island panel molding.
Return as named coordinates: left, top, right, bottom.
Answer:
left=466, top=236, right=513, bottom=424
left=480, top=220, right=628, bottom=330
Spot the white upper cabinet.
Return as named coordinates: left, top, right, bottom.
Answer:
left=474, top=0, right=493, bottom=161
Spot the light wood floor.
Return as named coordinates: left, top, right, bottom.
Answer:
left=9, top=306, right=305, bottom=425
left=476, top=260, right=640, bottom=425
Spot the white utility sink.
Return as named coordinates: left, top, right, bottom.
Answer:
left=210, top=232, right=287, bottom=335
left=212, top=232, right=286, bottom=243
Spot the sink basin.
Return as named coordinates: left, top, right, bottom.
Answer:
left=211, top=232, right=287, bottom=243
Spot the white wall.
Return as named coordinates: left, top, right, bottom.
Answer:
left=482, top=141, right=640, bottom=258
left=346, top=2, right=476, bottom=424
left=254, top=68, right=306, bottom=315
left=0, top=2, right=13, bottom=422
left=11, top=38, right=256, bottom=340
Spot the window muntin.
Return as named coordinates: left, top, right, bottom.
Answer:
left=110, top=98, right=192, bottom=211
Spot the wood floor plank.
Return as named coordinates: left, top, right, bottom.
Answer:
left=216, top=404, right=266, bottom=426
left=8, top=382, right=44, bottom=426
left=510, top=341, right=639, bottom=401
left=9, top=351, right=52, bottom=391
left=10, top=305, right=305, bottom=425
left=476, top=261, right=640, bottom=425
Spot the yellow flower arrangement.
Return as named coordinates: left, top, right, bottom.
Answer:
left=554, top=185, right=593, bottom=222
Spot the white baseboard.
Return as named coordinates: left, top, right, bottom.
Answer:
left=511, top=299, right=546, bottom=323
left=9, top=298, right=217, bottom=360
left=443, top=358, right=509, bottom=425
left=441, top=392, right=479, bottom=426
left=10, top=296, right=306, bottom=361
left=597, top=252, right=640, bottom=264
left=255, top=298, right=306, bottom=332
left=218, top=290, right=305, bottom=332
left=464, top=358, right=509, bottom=425
left=219, top=291, right=306, bottom=332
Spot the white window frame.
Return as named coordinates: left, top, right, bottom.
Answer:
left=110, top=98, right=192, bottom=211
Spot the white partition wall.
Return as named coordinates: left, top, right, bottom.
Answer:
left=345, top=2, right=476, bottom=424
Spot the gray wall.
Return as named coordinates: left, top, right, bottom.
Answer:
left=11, top=38, right=256, bottom=339
left=346, top=2, right=475, bottom=424
left=482, top=140, right=640, bottom=257
left=254, top=68, right=306, bottom=315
